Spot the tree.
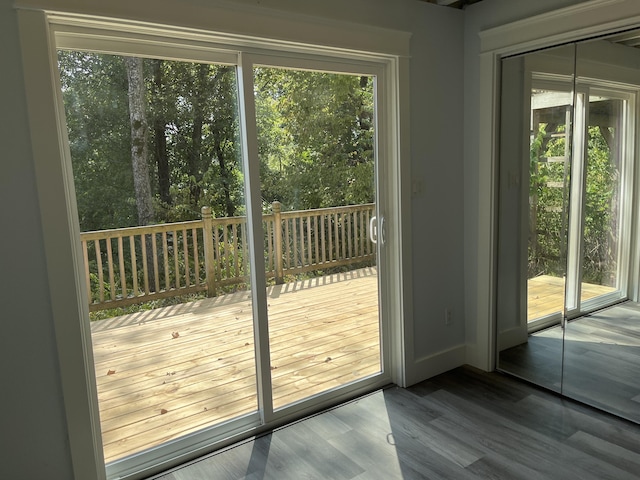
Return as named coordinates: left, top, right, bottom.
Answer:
left=254, top=68, right=375, bottom=211
left=58, top=52, right=375, bottom=230
left=149, top=59, right=171, bottom=208
left=57, top=51, right=136, bottom=231
left=124, top=56, right=155, bottom=226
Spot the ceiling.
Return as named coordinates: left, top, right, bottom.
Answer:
left=422, top=0, right=485, bottom=9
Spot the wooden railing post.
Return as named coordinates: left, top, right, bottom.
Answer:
left=272, top=201, right=284, bottom=284
left=201, top=206, right=217, bottom=297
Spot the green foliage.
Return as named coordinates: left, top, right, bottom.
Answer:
left=529, top=120, right=619, bottom=286
left=58, top=52, right=138, bottom=230
left=255, top=68, right=375, bottom=210
left=58, top=52, right=375, bottom=228
left=58, top=51, right=377, bottom=316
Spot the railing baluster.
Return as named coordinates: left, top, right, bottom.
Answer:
left=201, top=207, right=216, bottom=296
left=243, top=220, right=249, bottom=282
left=192, top=227, right=199, bottom=287
left=339, top=213, right=349, bottom=260
left=353, top=209, right=358, bottom=258
left=299, top=216, right=305, bottom=267
left=313, top=215, right=319, bottom=266
left=300, top=217, right=305, bottom=267
left=162, top=231, right=170, bottom=291
left=333, top=213, right=343, bottom=261
left=152, top=233, right=160, bottom=293
left=82, top=240, right=91, bottom=305
left=358, top=210, right=364, bottom=257
left=232, top=223, right=239, bottom=278
left=213, top=225, right=220, bottom=283
left=173, top=230, right=180, bottom=290
left=118, top=236, right=127, bottom=298
left=130, top=236, right=138, bottom=297
left=327, top=213, right=334, bottom=263
left=182, top=228, right=189, bottom=288
left=365, top=209, right=371, bottom=255
left=306, top=215, right=312, bottom=266
left=95, top=239, right=104, bottom=303
left=265, top=219, right=272, bottom=272
left=272, top=203, right=283, bottom=283
left=106, top=238, right=115, bottom=301
left=284, top=215, right=290, bottom=271
left=291, top=217, right=298, bottom=268
left=223, top=224, right=230, bottom=279
left=320, top=213, right=326, bottom=264
left=347, top=211, right=353, bottom=260
left=141, top=234, right=149, bottom=295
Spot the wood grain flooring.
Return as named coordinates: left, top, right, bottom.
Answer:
left=91, top=267, right=380, bottom=463
left=151, top=366, right=640, bottom=480
left=500, top=301, right=640, bottom=424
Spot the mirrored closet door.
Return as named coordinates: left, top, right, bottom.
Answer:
left=496, top=30, right=640, bottom=424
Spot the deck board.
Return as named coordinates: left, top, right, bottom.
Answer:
left=91, top=267, right=380, bottom=463
left=527, top=275, right=615, bottom=321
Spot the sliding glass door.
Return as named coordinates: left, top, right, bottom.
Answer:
left=253, top=65, right=382, bottom=410
left=526, top=69, right=631, bottom=329
left=527, top=78, right=574, bottom=328
left=57, top=49, right=263, bottom=469
left=53, top=28, right=391, bottom=479
left=570, top=89, right=630, bottom=315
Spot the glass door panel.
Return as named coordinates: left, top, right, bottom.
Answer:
left=579, top=93, right=627, bottom=309
left=528, top=83, right=573, bottom=326
left=498, top=34, right=640, bottom=424
left=562, top=37, right=636, bottom=420
left=496, top=44, right=576, bottom=394
left=57, top=51, right=259, bottom=464
left=253, top=66, right=382, bottom=409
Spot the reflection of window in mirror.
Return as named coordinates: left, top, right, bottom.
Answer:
left=497, top=28, right=640, bottom=425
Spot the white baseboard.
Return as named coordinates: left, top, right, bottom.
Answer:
left=497, top=326, right=528, bottom=352
left=404, top=344, right=466, bottom=387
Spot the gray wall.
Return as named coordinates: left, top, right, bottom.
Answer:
left=0, top=2, right=75, bottom=479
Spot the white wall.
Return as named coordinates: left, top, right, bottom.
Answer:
left=1, top=0, right=466, bottom=477
left=0, top=2, right=75, bottom=479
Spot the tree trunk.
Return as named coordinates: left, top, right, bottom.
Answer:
left=151, top=59, right=171, bottom=209
left=215, top=142, right=236, bottom=218
left=124, top=56, right=156, bottom=289
left=188, top=63, right=209, bottom=205
left=124, top=56, right=154, bottom=226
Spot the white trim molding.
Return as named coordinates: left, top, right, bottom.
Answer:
left=17, top=0, right=411, bottom=58
left=476, top=0, right=640, bottom=371
left=18, top=9, right=107, bottom=480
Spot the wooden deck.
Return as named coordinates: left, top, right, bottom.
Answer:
left=91, top=267, right=380, bottom=463
left=528, top=275, right=616, bottom=321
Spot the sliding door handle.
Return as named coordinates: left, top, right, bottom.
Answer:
left=369, top=215, right=385, bottom=246
left=369, top=215, right=378, bottom=244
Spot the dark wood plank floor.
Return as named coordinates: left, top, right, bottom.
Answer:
left=151, top=366, right=640, bottom=480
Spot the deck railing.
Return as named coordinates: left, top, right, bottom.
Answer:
left=80, top=202, right=376, bottom=311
